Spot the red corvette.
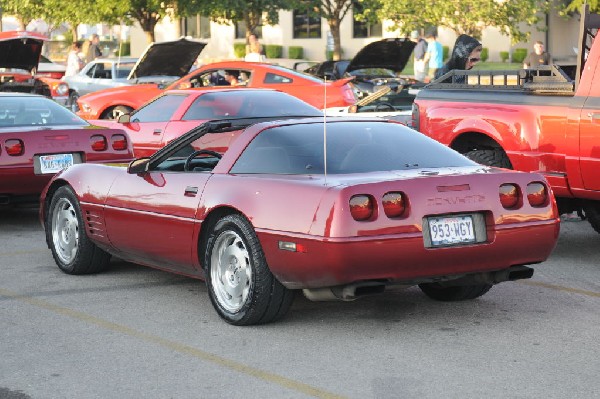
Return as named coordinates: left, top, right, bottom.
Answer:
left=40, top=118, right=559, bottom=325
left=91, top=88, right=323, bottom=157
left=76, top=61, right=356, bottom=120
left=0, top=93, right=133, bottom=206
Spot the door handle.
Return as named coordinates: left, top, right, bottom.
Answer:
left=184, top=186, right=198, bottom=196
left=153, top=129, right=162, bottom=135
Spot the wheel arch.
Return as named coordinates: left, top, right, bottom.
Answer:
left=197, top=206, right=245, bottom=271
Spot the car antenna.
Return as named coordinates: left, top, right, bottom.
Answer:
left=323, top=75, right=328, bottom=186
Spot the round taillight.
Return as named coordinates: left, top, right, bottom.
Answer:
left=111, top=134, right=128, bottom=151
left=499, top=184, right=519, bottom=209
left=90, top=135, right=107, bottom=151
left=382, top=192, right=406, bottom=218
left=5, top=139, right=24, bottom=156
left=527, top=182, right=548, bottom=207
left=349, top=195, right=374, bottom=221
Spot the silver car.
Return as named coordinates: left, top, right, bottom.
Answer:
left=64, top=38, right=207, bottom=110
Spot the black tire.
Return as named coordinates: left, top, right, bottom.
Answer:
left=464, top=149, right=512, bottom=169
left=46, top=186, right=111, bottom=274
left=68, top=91, right=80, bottom=112
left=583, top=200, right=600, bottom=234
left=419, top=283, right=493, bottom=301
left=103, top=105, right=133, bottom=120
left=204, top=214, right=294, bottom=325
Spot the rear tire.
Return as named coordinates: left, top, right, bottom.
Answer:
left=68, top=91, right=80, bottom=112
left=419, top=283, right=493, bottom=301
left=205, top=214, right=294, bottom=325
left=46, top=186, right=111, bottom=274
left=464, top=149, right=512, bottom=169
left=583, top=200, right=600, bottom=234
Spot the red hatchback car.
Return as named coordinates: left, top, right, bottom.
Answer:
left=91, top=88, right=323, bottom=157
left=0, top=93, right=133, bottom=206
left=41, top=117, right=559, bottom=325
left=76, top=61, right=356, bottom=120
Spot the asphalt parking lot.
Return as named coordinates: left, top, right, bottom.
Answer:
left=1, top=207, right=599, bottom=399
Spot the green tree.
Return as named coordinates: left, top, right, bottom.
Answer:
left=200, top=0, right=290, bottom=42
left=560, top=0, right=600, bottom=14
left=0, top=0, right=45, bottom=29
left=376, top=0, right=550, bottom=44
left=295, top=0, right=379, bottom=61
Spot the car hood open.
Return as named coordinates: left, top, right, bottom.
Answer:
left=128, top=38, right=206, bottom=79
left=345, top=38, right=416, bottom=74
left=0, top=31, right=48, bottom=72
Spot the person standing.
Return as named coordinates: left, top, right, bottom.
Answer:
left=64, top=41, right=83, bottom=77
left=435, top=34, right=482, bottom=83
left=423, top=32, right=444, bottom=81
left=85, top=34, right=103, bottom=64
left=523, top=41, right=552, bottom=69
left=245, top=34, right=265, bottom=62
left=410, top=30, right=427, bottom=82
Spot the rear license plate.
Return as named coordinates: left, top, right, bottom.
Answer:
left=428, top=215, right=476, bottom=247
left=39, top=153, right=74, bottom=174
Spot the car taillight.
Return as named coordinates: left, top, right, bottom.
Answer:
left=111, top=134, right=128, bottom=151
left=382, top=192, right=407, bottom=218
left=410, top=103, right=420, bottom=131
left=350, top=195, right=374, bottom=221
left=527, top=182, right=548, bottom=207
left=499, top=183, right=520, bottom=209
left=90, top=135, right=107, bottom=151
left=5, top=139, right=24, bottom=156
left=342, top=84, right=357, bottom=105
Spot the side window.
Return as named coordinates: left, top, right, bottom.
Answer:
left=264, top=73, right=293, bottom=84
left=131, top=94, right=189, bottom=123
left=85, top=64, right=97, bottom=78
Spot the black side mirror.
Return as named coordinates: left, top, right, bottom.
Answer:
left=117, top=114, right=131, bottom=123
left=127, top=158, right=150, bottom=174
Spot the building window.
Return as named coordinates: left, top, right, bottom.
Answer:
left=235, top=21, right=262, bottom=39
left=182, top=15, right=211, bottom=39
left=352, top=2, right=382, bottom=38
left=293, top=10, right=322, bottom=39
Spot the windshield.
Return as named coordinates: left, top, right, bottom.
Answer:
left=231, top=120, right=474, bottom=174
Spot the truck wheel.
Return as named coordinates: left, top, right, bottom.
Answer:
left=583, top=201, right=600, bottom=234
left=46, top=186, right=111, bottom=274
left=204, top=214, right=294, bottom=325
left=464, top=149, right=512, bottom=169
left=419, top=283, right=493, bottom=301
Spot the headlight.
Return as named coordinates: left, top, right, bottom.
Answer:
left=56, top=83, right=69, bottom=96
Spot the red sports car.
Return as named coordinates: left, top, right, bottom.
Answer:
left=0, top=31, right=69, bottom=105
left=40, top=118, right=559, bottom=325
left=91, top=88, right=323, bottom=157
left=76, top=61, right=356, bottom=120
left=0, top=93, right=133, bottom=206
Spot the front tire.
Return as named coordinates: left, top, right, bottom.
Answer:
left=464, top=148, right=512, bottom=169
left=583, top=200, right=600, bottom=234
left=67, top=91, right=80, bottom=112
left=419, top=283, right=493, bottom=301
left=205, top=214, right=294, bottom=325
left=46, top=186, right=111, bottom=274
left=103, top=105, right=133, bottom=120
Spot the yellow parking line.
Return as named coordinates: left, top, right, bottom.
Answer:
left=518, top=280, right=600, bottom=298
left=0, top=288, right=346, bottom=399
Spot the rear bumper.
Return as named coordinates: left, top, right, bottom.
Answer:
left=259, top=219, right=560, bottom=289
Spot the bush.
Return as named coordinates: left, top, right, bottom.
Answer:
left=233, top=43, right=246, bottom=58
left=288, top=46, right=304, bottom=59
left=265, top=44, right=283, bottom=59
left=116, top=42, right=130, bottom=57
left=443, top=45, right=450, bottom=61
left=481, top=47, right=489, bottom=62
left=499, top=51, right=510, bottom=62
left=512, top=48, right=528, bottom=64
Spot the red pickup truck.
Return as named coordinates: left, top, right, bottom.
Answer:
left=412, top=5, right=600, bottom=234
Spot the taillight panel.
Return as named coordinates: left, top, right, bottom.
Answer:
left=111, top=134, right=128, bottom=151
left=349, top=195, right=374, bottom=221
left=5, top=139, right=24, bottom=156
left=499, top=183, right=520, bottom=209
left=382, top=192, right=407, bottom=218
left=90, top=135, right=108, bottom=151
left=527, top=182, right=548, bottom=207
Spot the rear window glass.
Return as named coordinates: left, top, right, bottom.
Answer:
left=230, top=121, right=474, bottom=174
left=0, top=96, right=88, bottom=127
